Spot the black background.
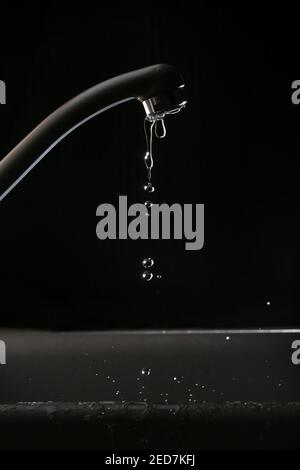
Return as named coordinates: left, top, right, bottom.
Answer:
left=0, top=5, right=298, bottom=329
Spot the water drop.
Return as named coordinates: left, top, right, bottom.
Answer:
left=154, top=119, right=167, bottom=139
left=144, top=182, right=155, bottom=193
left=144, top=201, right=153, bottom=210
left=142, top=258, right=154, bottom=268
left=141, top=367, right=151, bottom=376
left=142, top=271, right=153, bottom=282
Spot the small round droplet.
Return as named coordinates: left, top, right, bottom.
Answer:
left=144, top=201, right=153, bottom=210
left=156, top=274, right=162, bottom=280
left=144, top=182, right=155, bottom=193
left=141, top=368, right=151, bottom=376
left=142, top=258, right=154, bottom=268
left=142, top=271, right=153, bottom=282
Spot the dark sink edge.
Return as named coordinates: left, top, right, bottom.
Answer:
left=1, top=401, right=300, bottom=450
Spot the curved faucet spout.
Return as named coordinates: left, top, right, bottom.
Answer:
left=0, top=64, right=186, bottom=202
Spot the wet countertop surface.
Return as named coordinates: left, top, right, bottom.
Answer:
left=1, top=329, right=300, bottom=449
left=1, top=329, right=300, bottom=403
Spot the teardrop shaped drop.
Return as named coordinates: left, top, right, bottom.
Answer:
left=155, top=119, right=167, bottom=139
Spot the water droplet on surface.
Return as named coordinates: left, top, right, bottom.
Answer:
left=142, top=258, right=154, bottom=268
left=141, top=368, right=151, bottom=376
left=142, top=271, right=153, bottom=282
left=144, top=182, right=155, bottom=193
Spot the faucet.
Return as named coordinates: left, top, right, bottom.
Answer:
left=0, top=64, right=186, bottom=201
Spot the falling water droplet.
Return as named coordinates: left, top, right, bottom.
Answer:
left=154, top=119, right=167, bottom=139
left=144, top=182, right=155, bottom=193
left=141, top=368, right=151, bottom=376
left=142, top=271, right=153, bottom=282
left=144, top=201, right=153, bottom=210
left=142, top=258, right=154, bottom=268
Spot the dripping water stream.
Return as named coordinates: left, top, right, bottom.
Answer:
left=142, top=117, right=167, bottom=282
